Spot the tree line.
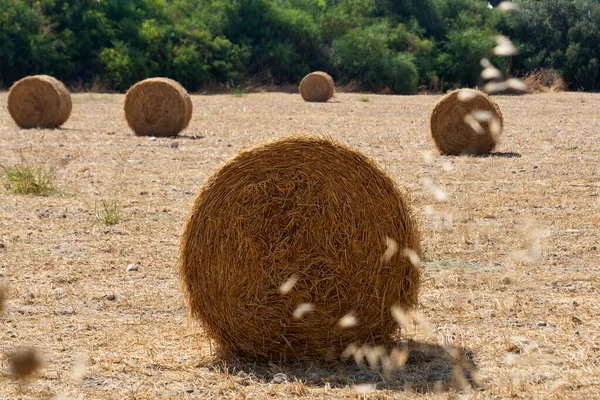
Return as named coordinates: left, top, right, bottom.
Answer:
left=1, top=0, right=598, bottom=93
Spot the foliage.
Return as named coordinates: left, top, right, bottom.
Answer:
left=0, top=0, right=60, bottom=86
left=222, top=0, right=325, bottom=84
left=0, top=0, right=598, bottom=92
left=437, top=26, right=498, bottom=89
left=506, top=0, right=600, bottom=91
left=331, top=23, right=418, bottom=94
left=229, top=84, right=247, bottom=97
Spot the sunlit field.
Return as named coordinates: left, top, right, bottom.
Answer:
left=1, top=91, right=599, bottom=399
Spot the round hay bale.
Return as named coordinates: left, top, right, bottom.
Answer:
left=7, top=75, right=72, bottom=129
left=179, top=136, right=421, bottom=361
left=299, top=72, right=335, bottom=102
left=429, top=88, right=503, bottom=155
left=124, top=78, right=192, bottom=137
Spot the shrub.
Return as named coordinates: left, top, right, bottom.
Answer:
left=331, top=23, right=418, bottom=94
left=1, top=164, right=56, bottom=196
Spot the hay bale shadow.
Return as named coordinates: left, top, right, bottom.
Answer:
left=178, top=134, right=205, bottom=140
left=442, top=152, right=521, bottom=159
left=476, top=151, right=522, bottom=158
left=206, top=340, right=479, bottom=394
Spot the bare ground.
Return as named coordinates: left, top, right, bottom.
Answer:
left=0, top=91, right=599, bottom=399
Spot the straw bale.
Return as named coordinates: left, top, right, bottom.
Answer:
left=430, top=88, right=503, bottom=155
left=7, top=75, right=72, bottom=129
left=124, top=78, right=192, bottom=137
left=179, top=136, right=421, bottom=361
left=299, top=72, right=335, bottom=102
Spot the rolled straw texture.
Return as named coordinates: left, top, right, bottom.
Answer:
left=430, top=88, right=503, bottom=155
left=299, top=72, right=335, bottom=102
left=179, top=136, right=421, bottom=361
left=7, top=75, right=72, bottom=129
left=124, top=78, right=192, bottom=137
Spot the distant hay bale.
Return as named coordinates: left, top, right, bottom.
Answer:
left=179, top=136, right=421, bottom=361
left=430, top=89, right=503, bottom=155
left=7, top=75, right=72, bottom=129
left=124, top=78, right=192, bottom=137
left=299, top=72, right=334, bottom=102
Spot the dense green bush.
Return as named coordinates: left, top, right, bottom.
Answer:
left=331, top=23, right=418, bottom=94
left=0, top=0, right=598, bottom=92
left=506, top=0, right=600, bottom=91
left=222, top=0, right=325, bottom=84
left=0, top=1, right=57, bottom=86
left=437, top=27, right=498, bottom=89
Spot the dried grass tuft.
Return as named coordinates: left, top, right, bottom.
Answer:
left=299, top=72, right=335, bottom=102
left=522, top=69, right=567, bottom=93
left=124, top=77, right=192, bottom=137
left=429, top=89, right=503, bottom=155
left=7, top=75, right=72, bottom=129
left=179, top=136, right=420, bottom=361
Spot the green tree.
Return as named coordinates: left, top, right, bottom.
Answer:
left=331, top=23, right=418, bottom=94
left=437, top=26, right=497, bottom=88
left=4, top=0, right=594, bottom=93
left=379, top=0, right=443, bottom=36
left=0, top=0, right=57, bottom=86
left=321, top=0, right=376, bottom=41
left=506, top=0, right=600, bottom=91
left=223, top=0, right=325, bottom=84
left=36, top=0, right=113, bottom=81
left=96, top=0, right=244, bottom=90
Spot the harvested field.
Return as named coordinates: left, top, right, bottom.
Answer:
left=0, top=91, right=599, bottom=399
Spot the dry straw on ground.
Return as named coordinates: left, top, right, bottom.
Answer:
left=124, top=77, right=192, bottom=137
left=523, top=69, right=568, bottom=93
left=1, top=92, right=600, bottom=398
left=7, top=75, right=72, bottom=129
left=179, top=136, right=421, bottom=361
left=299, top=72, right=335, bottom=102
left=430, top=88, right=503, bottom=155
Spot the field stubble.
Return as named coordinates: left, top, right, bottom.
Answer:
left=0, top=91, right=599, bottom=399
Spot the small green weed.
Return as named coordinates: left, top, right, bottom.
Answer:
left=1, top=164, right=56, bottom=196
left=229, top=84, right=247, bottom=98
left=359, top=97, right=370, bottom=102
left=95, top=199, right=120, bottom=226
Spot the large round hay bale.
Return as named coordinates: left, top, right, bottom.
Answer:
left=124, top=78, right=192, bottom=137
left=299, top=72, right=335, bottom=102
left=179, top=136, right=421, bottom=361
left=7, top=75, right=72, bottom=129
left=430, top=88, right=503, bottom=155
